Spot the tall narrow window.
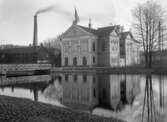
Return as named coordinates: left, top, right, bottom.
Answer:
left=93, top=56, right=96, bottom=64
left=65, top=57, right=68, bottom=66
left=83, top=75, right=87, bottom=83
left=92, top=42, right=96, bottom=52
left=73, top=57, right=77, bottom=66
left=65, top=74, right=69, bottom=82
left=93, top=88, right=96, bottom=98
left=82, top=57, right=87, bottom=66
left=102, top=41, right=105, bottom=51
left=73, top=75, right=77, bottom=82
left=93, top=76, right=96, bottom=83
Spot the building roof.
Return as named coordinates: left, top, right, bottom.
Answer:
left=119, top=31, right=139, bottom=43
left=0, top=46, right=61, bottom=54
left=78, top=25, right=119, bottom=37
left=78, top=25, right=98, bottom=35
left=0, top=46, right=37, bottom=54
left=97, top=25, right=121, bottom=37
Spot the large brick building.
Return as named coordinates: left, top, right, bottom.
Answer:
left=61, top=22, right=139, bottom=67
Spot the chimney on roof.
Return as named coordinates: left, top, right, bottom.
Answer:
left=115, top=25, right=124, bottom=33
left=88, top=19, right=92, bottom=29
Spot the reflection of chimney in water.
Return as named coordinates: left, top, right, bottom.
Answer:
left=33, top=15, right=38, bottom=46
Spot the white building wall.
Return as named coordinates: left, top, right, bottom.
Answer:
left=61, top=35, right=98, bottom=67
left=125, top=35, right=139, bottom=66
left=109, top=31, right=120, bottom=67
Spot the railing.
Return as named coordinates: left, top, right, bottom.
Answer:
left=0, top=64, right=51, bottom=74
left=0, top=75, right=51, bottom=86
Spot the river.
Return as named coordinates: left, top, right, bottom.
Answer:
left=0, top=73, right=166, bottom=122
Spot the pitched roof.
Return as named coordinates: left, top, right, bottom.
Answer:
left=97, top=25, right=119, bottom=36
left=77, top=25, right=98, bottom=35
left=119, top=32, right=129, bottom=40
left=0, top=46, right=37, bottom=54
left=119, top=31, right=139, bottom=43
left=78, top=25, right=119, bottom=37
left=0, top=46, right=61, bottom=54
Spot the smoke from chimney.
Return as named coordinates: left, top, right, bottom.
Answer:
left=33, top=5, right=75, bottom=46
left=35, top=5, right=57, bottom=15
left=33, top=5, right=57, bottom=47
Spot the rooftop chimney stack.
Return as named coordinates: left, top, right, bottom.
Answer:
left=33, top=15, right=38, bottom=47
left=89, top=19, right=92, bottom=29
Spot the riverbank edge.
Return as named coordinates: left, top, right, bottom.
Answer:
left=52, top=67, right=167, bottom=74
left=0, top=95, right=125, bottom=122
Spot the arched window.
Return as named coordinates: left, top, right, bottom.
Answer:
left=73, top=57, right=77, bottom=66
left=82, top=57, right=87, bottom=66
left=64, top=57, right=68, bottom=66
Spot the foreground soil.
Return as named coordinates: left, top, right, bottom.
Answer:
left=0, top=95, right=125, bottom=122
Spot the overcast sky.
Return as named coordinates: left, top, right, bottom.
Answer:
left=0, top=0, right=167, bottom=45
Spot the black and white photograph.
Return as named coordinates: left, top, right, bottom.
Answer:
left=0, top=0, right=167, bottom=122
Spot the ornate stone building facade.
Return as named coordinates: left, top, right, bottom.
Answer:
left=61, top=25, right=98, bottom=66
left=61, top=24, right=139, bottom=67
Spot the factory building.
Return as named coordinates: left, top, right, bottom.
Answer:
left=0, top=14, right=61, bottom=66
left=61, top=23, right=139, bottom=67
left=60, top=9, right=140, bottom=67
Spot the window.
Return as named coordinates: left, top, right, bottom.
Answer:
left=64, top=57, right=68, bottom=66
left=83, top=75, right=87, bottom=83
left=102, top=41, right=105, bottom=51
left=92, top=42, right=96, bottom=52
left=93, top=88, right=96, bottom=98
left=102, top=88, right=106, bottom=99
left=73, top=75, right=77, bottom=82
left=93, top=56, right=96, bottom=64
left=93, top=77, right=96, bottom=83
left=73, top=57, right=77, bottom=66
left=82, top=57, right=87, bottom=66
left=65, top=74, right=68, bottom=81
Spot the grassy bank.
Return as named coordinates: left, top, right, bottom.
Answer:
left=0, top=95, right=125, bottom=122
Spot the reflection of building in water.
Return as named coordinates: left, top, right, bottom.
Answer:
left=126, top=75, right=140, bottom=104
left=99, top=75, right=122, bottom=110
left=98, top=75, right=140, bottom=110
left=61, top=74, right=98, bottom=111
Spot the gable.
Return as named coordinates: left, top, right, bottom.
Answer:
left=109, top=30, right=118, bottom=37
left=126, top=34, right=131, bottom=41
left=62, top=25, right=95, bottom=39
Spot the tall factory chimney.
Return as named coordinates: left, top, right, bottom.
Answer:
left=33, top=15, right=38, bottom=46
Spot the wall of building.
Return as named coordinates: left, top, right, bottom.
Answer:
left=98, top=36, right=110, bottom=66
left=109, top=32, right=120, bottom=67
left=125, top=36, right=140, bottom=66
left=61, top=35, right=98, bottom=67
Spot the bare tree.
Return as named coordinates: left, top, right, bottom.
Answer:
left=132, top=1, right=166, bottom=122
left=132, top=0, right=166, bottom=68
left=42, top=33, right=63, bottom=50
